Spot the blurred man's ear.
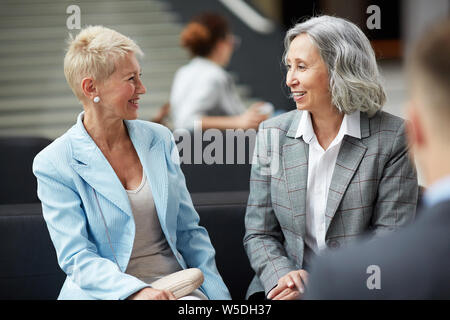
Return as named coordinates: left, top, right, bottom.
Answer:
left=406, top=101, right=426, bottom=149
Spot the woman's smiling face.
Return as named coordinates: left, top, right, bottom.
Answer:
left=285, top=33, right=332, bottom=112
left=97, top=52, right=147, bottom=120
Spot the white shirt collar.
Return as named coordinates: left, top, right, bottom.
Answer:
left=295, top=110, right=361, bottom=143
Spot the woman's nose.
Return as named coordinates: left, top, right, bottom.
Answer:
left=137, top=79, right=147, bottom=95
left=286, top=72, right=299, bottom=87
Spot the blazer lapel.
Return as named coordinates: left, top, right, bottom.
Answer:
left=69, top=114, right=169, bottom=223
left=69, top=113, right=132, bottom=217
left=283, top=140, right=309, bottom=219
left=126, top=121, right=168, bottom=227
left=324, top=113, right=369, bottom=232
left=283, top=111, right=308, bottom=225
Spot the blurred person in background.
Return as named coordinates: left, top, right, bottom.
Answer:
left=33, top=26, right=230, bottom=300
left=305, top=19, right=450, bottom=299
left=244, top=15, right=418, bottom=300
left=170, top=12, right=270, bottom=131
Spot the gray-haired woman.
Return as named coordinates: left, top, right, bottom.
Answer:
left=243, top=15, right=418, bottom=300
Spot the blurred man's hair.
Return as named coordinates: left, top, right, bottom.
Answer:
left=409, top=19, right=450, bottom=126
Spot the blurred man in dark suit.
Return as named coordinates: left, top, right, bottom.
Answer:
left=305, top=19, right=450, bottom=299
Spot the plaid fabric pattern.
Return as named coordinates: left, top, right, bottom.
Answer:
left=243, top=110, right=418, bottom=296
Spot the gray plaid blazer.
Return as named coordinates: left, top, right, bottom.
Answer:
left=243, top=110, right=418, bottom=298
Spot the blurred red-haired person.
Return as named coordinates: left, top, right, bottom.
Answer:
left=170, top=12, right=270, bottom=131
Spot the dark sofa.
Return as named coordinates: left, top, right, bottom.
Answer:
left=0, top=191, right=253, bottom=300
left=0, top=137, right=52, bottom=204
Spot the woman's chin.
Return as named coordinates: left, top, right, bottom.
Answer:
left=295, top=103, right=309, bottom=111
left=123, top=111, right=139, bottom=120
left=125, top=106, right=139, bottom=119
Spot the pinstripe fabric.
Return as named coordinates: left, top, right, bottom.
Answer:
left=33, top=112, right=231, bottom=300
left=243, top=110, right=418, bottom=297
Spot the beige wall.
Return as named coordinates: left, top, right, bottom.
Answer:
left=250, top=0, right=283, bottom=23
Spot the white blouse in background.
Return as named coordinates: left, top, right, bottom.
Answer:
left=295, top=110, right=361, bottom=265
left=170, top=57, right=246, bottom=130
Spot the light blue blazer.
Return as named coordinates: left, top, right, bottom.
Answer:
left=33, top=112, right=231, bottom=300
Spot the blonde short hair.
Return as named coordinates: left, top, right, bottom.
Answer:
left=64, top=25, right=143, bottom=101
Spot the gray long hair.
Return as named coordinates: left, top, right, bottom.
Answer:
left=284, top=15, right=386, bottom=116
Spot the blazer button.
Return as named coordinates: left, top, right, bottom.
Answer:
left=328, top=240, right=340, bottom=249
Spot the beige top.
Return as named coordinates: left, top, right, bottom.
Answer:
left=125, top=172, right=182, bottom=284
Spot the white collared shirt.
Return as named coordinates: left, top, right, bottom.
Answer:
left=295, top=110, right=361, bottom=256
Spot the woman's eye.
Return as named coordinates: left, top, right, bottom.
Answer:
left=129, top=73, right=142, bottom=81
left=286, top=64, right=305, bottom=71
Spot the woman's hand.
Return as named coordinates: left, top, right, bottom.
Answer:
left=128, top=287, right=177, bottom=300
left=267, top=269, right=309, bottom=300
left=237, top=103, right=269, bottom=130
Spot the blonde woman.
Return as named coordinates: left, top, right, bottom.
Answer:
left=33, top=26, right=230, bottom=300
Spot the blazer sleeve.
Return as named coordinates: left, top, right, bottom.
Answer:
left=243, top=125, right=298, bottom=295
left=33, top=154, right=149, bottom=300
left=371, top=121, right=418, bottom=235
left=167, top=134, right=231, bottom=300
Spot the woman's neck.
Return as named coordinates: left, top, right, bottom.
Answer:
left=310, top=106, right=344, bottom=149
left=206, top=41, right=229, bottom=67
left=206, top=52, right=224, bottom=67
left=83, top=108, right=128, bottom=151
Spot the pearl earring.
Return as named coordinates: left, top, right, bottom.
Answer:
left=93, top=96, right=100, bottom=103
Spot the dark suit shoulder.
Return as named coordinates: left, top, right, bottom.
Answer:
left=306, top=200, right=450, bottom=299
